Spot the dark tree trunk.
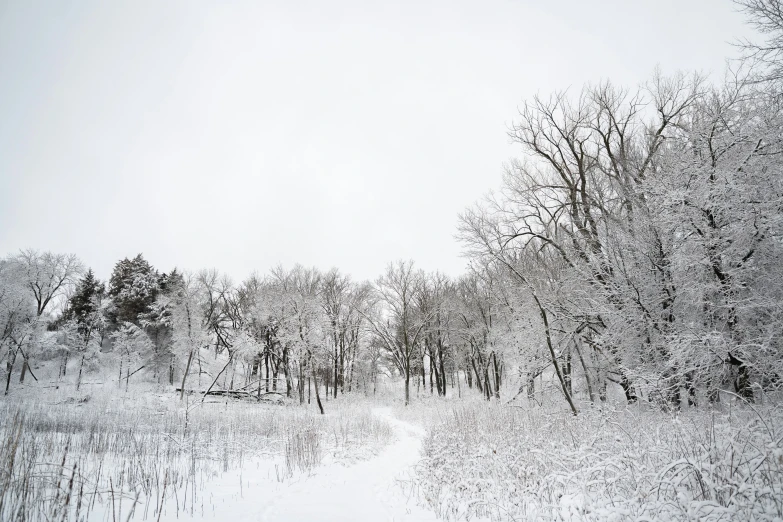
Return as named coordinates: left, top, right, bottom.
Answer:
left=728, top=352, right=754, bottom=401
left=562, top=348, right=572, bottom=399
left=620, top=373, right=638, bottom=403
left=5, top=354, right=16, bottom=395
left=265, top=351, right=271, bottom=392
left=685, top=371, right=697, bottom=407
left=574, top=338, right=595, bottom=402
left=404, top=361, right=411, bottom=406
left=180, top=349, right=195, bottom=401
left=77, top=355, right=85, bottom=391
left=438, top=343, right=447, bottom=396
left=312, top=367, right=324, bottom=415
left=298, top=361, right=305, bottom=404
left=429, top=354, right=435, bottom=395
left=492, top=352, right=501, bottom=399
left=484, top=365, right=492, bottom=400
left=333, top=345, right=338, bottom=399
left=471, top=357, right=483, bottom=394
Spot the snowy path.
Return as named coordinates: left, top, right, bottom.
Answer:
left=259, top=407, right=437, bottom=522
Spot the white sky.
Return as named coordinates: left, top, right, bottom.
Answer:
left=0, top=0, right=754, bottom=284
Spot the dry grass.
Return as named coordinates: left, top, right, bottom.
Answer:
left=0, top=388, right=394, bottom=521
left=416, top=398, right=783, bottom=521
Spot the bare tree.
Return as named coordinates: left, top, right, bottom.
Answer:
left=736, top=0, right=783, bottom=82
left=16, top=249, right=83, bottom=317
left=364, top=261, right=431, bottom=406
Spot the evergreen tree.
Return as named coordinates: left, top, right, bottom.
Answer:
left=159, top=268, right=185, bottom=296
left=141, top=268, right=185, bottom=379
left=64, top=269, right=104, bottom=327
left=108, top=254, right=160, bottom=325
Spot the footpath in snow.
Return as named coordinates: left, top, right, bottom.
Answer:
left=159, top=407, right=438, bottom=522
left=260, top=407, right=437, bottom=522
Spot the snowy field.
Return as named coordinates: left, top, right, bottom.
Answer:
left=3, top=377, right=783, bottom=522
left=0, top=382, right=412, bottom=522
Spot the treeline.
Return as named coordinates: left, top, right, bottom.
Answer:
left=0, top=252, right=508, bottom=409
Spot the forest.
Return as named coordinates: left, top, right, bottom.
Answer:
left=2, top=1, right=783, bottom=520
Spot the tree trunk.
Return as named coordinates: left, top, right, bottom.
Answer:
left=180, top=349, right=195, bottom=401
left=534, top=294, right=578, bottom=415
left=297, top=362, right=303, bottom=404
left=619, top=372, right=638, bottom=404
left=429, top=354, right=435, bottom=395
left=60, top=352, right=69, bottom=379
left=421, top=355, right=425, bottom=389
left=312, top=366, right=324, bottom=415
left=438, top=344, right=447, bottom=397
left=574, top=338, right=595, bottom=402
left=19, top=359, right=28, bottom=383
left=283, top=349, right=292, bottom=398
left=339, top=340, right=345, bottom=394
left=77, top=355, right=85, bottom=391
left=404, top=361, right=411, bottom=406
left=484, top=365, right=492, bottom=400
left=4, top=352, right=16, bottom=395
left=265, top=351, right=270, bottom=392
left=333, top=345, right=339, bottom=399
left=471, top=357, right=483, bottom=394
left=492, top=352, right=501, bottom=399
left=728, top=352, right=754, bottom=401
left=562, top=348, right=572, bottom=399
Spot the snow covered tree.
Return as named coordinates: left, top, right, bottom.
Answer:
left=366, top=261, right=432, bottom=406
left=269, top=265, right=327, bottom=412
left=111, top=322, right=154, bottom=391
left=15, top=249, right=83, bottom=318
left=63, top=269, right=105, bottom=333
left=164, top=273, right=212, bottom=400
left=0, top=258, right=37, bottom=394
left=107, top=254, right=160, bottom=326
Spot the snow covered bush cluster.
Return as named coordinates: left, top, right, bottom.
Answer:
left=418, top=399, right=783, bottom=521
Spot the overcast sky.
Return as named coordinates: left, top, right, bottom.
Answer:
left=0, top=0, right=753, bottom=283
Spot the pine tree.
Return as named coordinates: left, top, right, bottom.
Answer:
left=108, top=254, right=160, bottom=325
left=64, top=269, right=104, bottom=328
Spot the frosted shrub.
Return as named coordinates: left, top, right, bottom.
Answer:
left=418, top=401, right=783, bottom=521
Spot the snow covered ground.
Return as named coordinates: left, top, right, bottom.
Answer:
left=259, top=408, right=436, bottom=522
left=147, top=407, right=437, bottom=522
left=2, top=385, right=444, bottom=522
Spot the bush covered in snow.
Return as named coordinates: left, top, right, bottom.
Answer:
left=417, top=399, right=783, bottom=521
